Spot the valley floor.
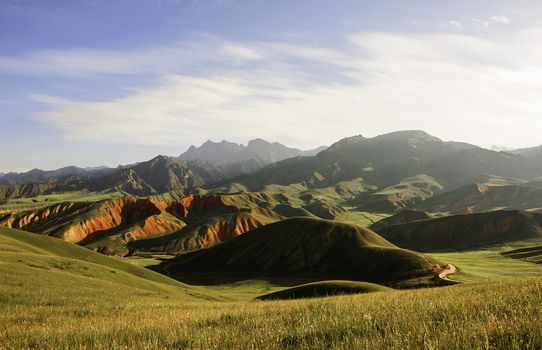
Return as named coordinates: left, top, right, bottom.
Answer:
left=1, top=277, right=541, bottom=349
left=429, top=240, right=542, bottom=282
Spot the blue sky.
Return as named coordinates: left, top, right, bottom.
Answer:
left=1, top=0, right=542, bottom=172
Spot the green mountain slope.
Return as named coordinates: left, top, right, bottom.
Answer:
left=221, top=131, right=542, bottom=196
left=0, top=225, right=219, bottom=299
left=369, top=210, right=434, bottom=231
left=375, top=210, right=542, bottom=251
left=161, top=217, right=444, bottom=286
left=420, top=183, right=542, bottom=214
left=512, top=145, right=542, bottom=162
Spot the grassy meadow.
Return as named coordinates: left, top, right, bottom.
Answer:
left=430, top=240, right=542, bottom=282
left=1, top=276, right=541, bottom=349
left=2, top=209, right=542, bottom=349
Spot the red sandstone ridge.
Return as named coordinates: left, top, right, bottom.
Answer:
left=163, top=194, right=229, bottom=219
left=198, top=212, right=265, bottom=247
left=0, top=193, right=286, bottom=255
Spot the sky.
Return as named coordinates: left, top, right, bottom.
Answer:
left=1, top=0, right=542, bottom=172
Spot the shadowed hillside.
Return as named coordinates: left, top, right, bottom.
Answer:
left=375, top=210, right=542, bottom=251
left=161, top=217, right=444, bottom=286
left=0, top=183, right=64, bottom=200
left=501, top=245, right=542, bottom=264
left=420, top=183, right=542, bottom=213
left=221, top=131, right=542, bottom=198
left=369, top=210, right=434, bottom=231
left=256, top=280, right=392, bottom=300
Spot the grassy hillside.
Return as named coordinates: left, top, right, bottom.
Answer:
left=256, top=280, right=391, bottom=300
left=161, top=217, right=444, bottom=287
left=369, top=209, right=434, bottom=231
left=376, top=210, right=542, bottom=251
left=0, top=225, right=220, bottom=299
left=1, top=274, right=541, bottom=349
left=420, top=183, right=542, bottom=214
left=352, top=175, right=443, bottom=212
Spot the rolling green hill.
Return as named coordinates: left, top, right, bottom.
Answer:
left=0, top=225, right=219, bottom=300
left=256, top=280, right=392, bottom=300
left=369, top=209, right=434, bottom=231
left=375, top=210, right=542, bottom=251
left=161, top=217, right=444, bottom=287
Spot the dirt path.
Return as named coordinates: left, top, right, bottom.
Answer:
left=438, top=264, right=459, bottom=283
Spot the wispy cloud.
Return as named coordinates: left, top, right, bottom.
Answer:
left=470, top=18, right=490, bottom=27
left=448, top=21, right=463, bottom=29
left=0, top=35, right=266, bottom=77
left=491, top=15, right=511, bottom=24
left=20, top=25, right=542, bottom=149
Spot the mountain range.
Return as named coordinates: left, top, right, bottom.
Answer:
left=178, top=138, right=326, bottom=165
left=2, top=131, right=542, bottom=215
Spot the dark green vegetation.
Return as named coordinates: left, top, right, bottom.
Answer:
left=502, top=245, right=542, bottom=264
left=369, top=209, right=434, bottom=231
left=256, top=280, right=392, bottom=300
left=375, top=210, right=542, bottom=251
left=162, top=218, right=444, bottom=287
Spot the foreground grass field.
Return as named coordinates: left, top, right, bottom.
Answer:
left=2, top=221, right=542, bottom=349
left=1, top=277, right=541, bottom=349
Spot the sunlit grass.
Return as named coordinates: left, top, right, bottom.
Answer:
left=430, top=240, right=542, bottom=282
left=1, top=277, right=541, bottom=349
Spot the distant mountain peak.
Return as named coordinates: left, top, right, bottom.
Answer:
left=178, top=138, right=327, bottom=168
left=247, top=138, right=270, bottom=145
left=326, top=135, right=366, bottom=152
left=490, top=145, right=514, bottom=152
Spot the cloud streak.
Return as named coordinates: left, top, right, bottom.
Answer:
left=10, top=26, right=542, bottom=149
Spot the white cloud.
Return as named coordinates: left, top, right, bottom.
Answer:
left=491, top=16, right=511, bottom=24
left=448, top=21, right=463, bottom=29
left=470, top=18, right=490, bottom=27
left=0, top=35, right=265, bottom=77
left=17, top=26, right=542, bottom=149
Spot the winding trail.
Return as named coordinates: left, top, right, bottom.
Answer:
left=438, top=264, right=459, bottom=283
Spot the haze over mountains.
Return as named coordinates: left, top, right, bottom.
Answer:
left=179, top=138, right=326, bottom=166
left=512, top=145, right=542, bottom=162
